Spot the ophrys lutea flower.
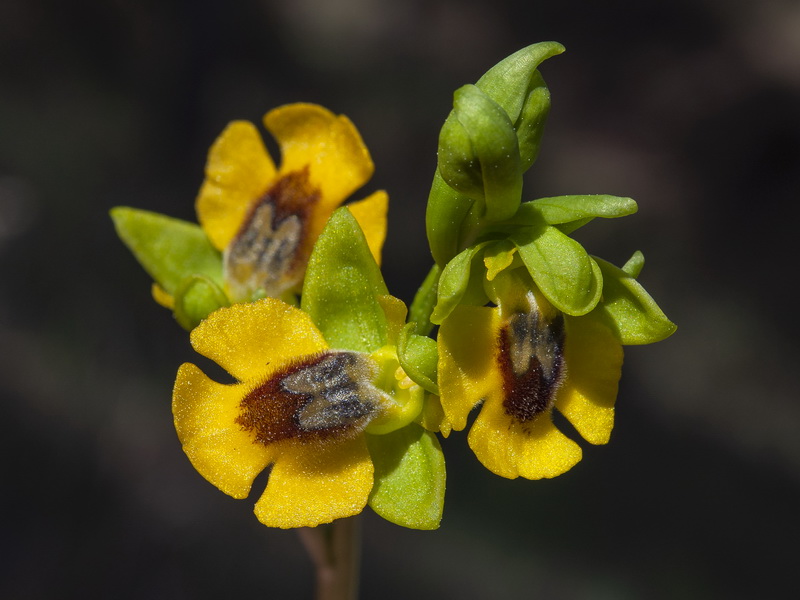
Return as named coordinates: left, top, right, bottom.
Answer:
left=196, top=103, right=387, bottom=303
left=112, top=103, right=387, bottom=329
left=174, top=298, right=413, bottom=528
left=437, top=267, right=623, bottom=479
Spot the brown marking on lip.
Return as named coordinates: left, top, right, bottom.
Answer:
left=225, top=167, right=320, bottom=299
left=497, top=309, right=566, bottom=424
left=236, top=351, right=378, bottom=445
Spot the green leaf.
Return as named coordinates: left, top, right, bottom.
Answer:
left=172, top=275, right=229, bottom=331
left=622, top=250, right=645, bottom=278
left=366, top=424, right=445, bottom=530
left=397, top=323, right=439, bottom=395
left=301, top=207, right=389, bottom=353
left=593, top=256, right=676, bottom=344
left=409, top=264, right=441, bottom=337
left=514, top=223, right=602, bottom=316
left=426, top=170, right=475, bottom=266
left=110, top=207, right=223, bottom=294
left=531, top=195, right=638, bottom=224
left=439, top=85, right=523, bottom=222
left=430, top=242, right=491, bottom=325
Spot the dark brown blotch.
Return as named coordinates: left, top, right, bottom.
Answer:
left=498, top=310, right=566, bottom=424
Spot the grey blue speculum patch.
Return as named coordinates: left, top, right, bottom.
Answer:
left=236, top=351, right=382, bottom=445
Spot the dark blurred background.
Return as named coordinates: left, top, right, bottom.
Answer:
left=2, top=0, right=798, bottom=598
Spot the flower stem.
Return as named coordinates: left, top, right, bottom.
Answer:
left=297, top=517, right=361, bottom=600
left=409, top=263, right=441, bottom=336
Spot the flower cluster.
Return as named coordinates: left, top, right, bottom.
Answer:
left=113, top=42, right=675, bottom=530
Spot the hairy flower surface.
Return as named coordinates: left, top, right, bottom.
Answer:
left=437, top=269, right=622, bottom=479
left=173, top=298, right=396, bottom=528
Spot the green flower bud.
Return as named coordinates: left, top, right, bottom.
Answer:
left=438, top=84, right=523, bottom=223
left=475, top=41, right=565, bottom=169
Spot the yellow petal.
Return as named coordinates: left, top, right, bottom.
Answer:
left=417, top=394, right=452, bottom=438
left=196, top=121, right=277, bottom=250
left=437, top=305, right=502, bottom=431
left=375, top=294, right=407, bottom=344
left=555, top=315, right=623, bottom=445
left=264, top=104, right=374, bottom=216
left=151, top=282, right=174, bottom=309
left=173, top=363, right=275, bottom=498
left=483, top=241, right=517, bottom=282
left=346, top=191, right=388, bottom=266
left=254, top=437, right=373, bottom=528
left=189, top=298, right=328, bottom=383
left=468, top=398, right=582, bottom=480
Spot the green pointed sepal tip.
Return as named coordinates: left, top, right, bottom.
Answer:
left=110, top=206, right=224, bottom=297
left=593, top=254, right=676, bottom=345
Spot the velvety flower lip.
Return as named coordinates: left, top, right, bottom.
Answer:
left=437, top=270, right=622, bottom=480
left=195, top=103, right=388, bottom=302
left=172, top=297, right=394, bottom=528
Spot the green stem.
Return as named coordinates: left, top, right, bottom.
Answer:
left=297, top=517, right=361, bottom=600
left=409, top=264, right=441, bottom=337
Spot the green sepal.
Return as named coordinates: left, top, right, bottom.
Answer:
left=110, top=206, right=223, bottom=295
left=475, top=42, right=564, bottom=169
left=366, top=424, right=445, bottom=530
left=301, top=207, right=389, bottom=353
left=622, top=250, right=645, bottom=278
left=409, top=264, right=441, bottom=337
left=430, top=242, right=491, bottom=325
left=438, top=85, right=523, bottom=222
left=426, top=170, right=475, bottom=266
left=593, top=256, right=676, bottom=344
left=172, top=275, right=229, bottom=331
left=532, top=195, right=638, bottom=224
left=513, top=223, right=602, bottom=316
left=397, top=323, right=439, bottom=395
left=501, top=195, right=637, bottom=227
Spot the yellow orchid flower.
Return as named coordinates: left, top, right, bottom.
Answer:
left=437, top=267, right=623, bottom=479
left=173, top=297, right=407, bottom=529
left=151, top=103, right=388, bottom=309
